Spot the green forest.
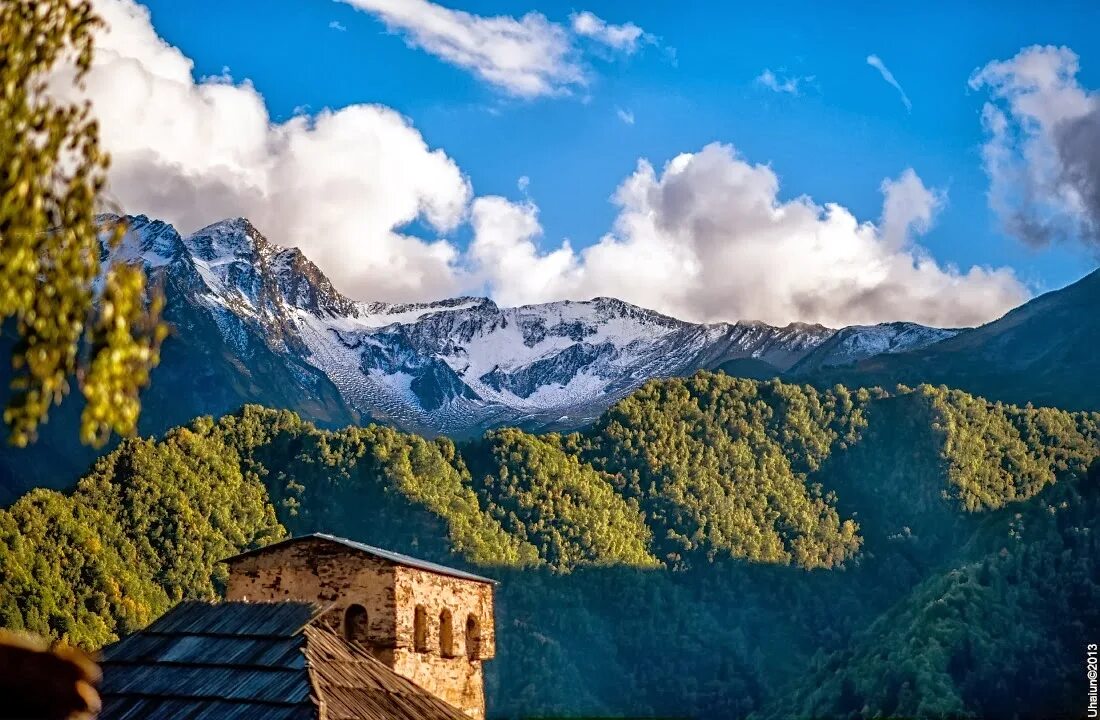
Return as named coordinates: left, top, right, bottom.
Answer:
left=1, top=373, right=1098, bottom=718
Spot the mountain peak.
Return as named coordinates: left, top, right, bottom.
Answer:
left=193, top=216, right=258, bottom=236
left=785, top=320, right=835, bottom=333
left=184, top=217, right=277, bottom=262
left=103, top=214, right=185, bottom=268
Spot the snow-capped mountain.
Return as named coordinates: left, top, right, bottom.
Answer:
left=787, top=322, right=961, bottom=375
left=101, top=215, right=954, bottom=436
left=820, top=267, right=1100, bottom=412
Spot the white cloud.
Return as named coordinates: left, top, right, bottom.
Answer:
left=57, top=0, right=471, bottom=301
left=755, top=69, right=808, bottom=96
left=329, top=20, right=347, bottom=32
left=334, top=0, right=652, bottom=98
left=517, top=175, right=530, bottom=193
left=879, top=168, right=944, bottom=249
left=470, top=197, right=582, bottom=301
left=469, top=144, right=1027, bottom=327
left=335, top=0, right=584, bottom=97
left=59, top=0, right=1028, bottom=328
left=570, top=11, right=649, bottom=54
left=616, top=106, right=635, bottom=125
left=867, top=54, right=912, bottom=111
left=970, top=45, right=1100, bottom=250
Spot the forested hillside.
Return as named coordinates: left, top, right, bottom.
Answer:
left=1, top=374, right=1097, bottom=718
left=759, top=465, right=1100, bottom=719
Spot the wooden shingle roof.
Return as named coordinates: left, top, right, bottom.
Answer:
left=302, top=625, right=467, bottom=720
left=98, top=601, right=468, bottom=720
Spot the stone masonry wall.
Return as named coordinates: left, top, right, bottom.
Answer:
left=390, top=565, right=495, bottom=719
left=225, top=539, right=398, bottom=646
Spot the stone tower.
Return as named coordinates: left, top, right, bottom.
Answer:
left=223, top=533, right=496, bottom=719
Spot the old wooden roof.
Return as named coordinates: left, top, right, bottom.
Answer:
left=223, top=533, right=498, bottom=585
left=302, top=624, right=467, bottom=720
left=98, top=601, right=469, bottom=720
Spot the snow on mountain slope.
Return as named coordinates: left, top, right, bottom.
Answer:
left=787, top=322, right=961, bottom=375
left=104, top=215, right=951, bottom=436
left=284, top=292, right=834, bottom=434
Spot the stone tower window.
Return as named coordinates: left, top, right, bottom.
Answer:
left=343, top=604, right=369, bottom=643
left=465, top=614, right=481, bottom=660
left=414, top=605, right=429, bottom=652
left=439, top=609, right=455, bottom=657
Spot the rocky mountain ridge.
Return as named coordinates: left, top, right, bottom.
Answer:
left=101, top=214, right=959, bottom=435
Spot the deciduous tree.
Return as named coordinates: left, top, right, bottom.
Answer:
left=0, top=0, right=165, bottom=447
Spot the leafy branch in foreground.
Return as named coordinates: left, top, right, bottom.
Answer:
left=0, top=0, right=165, bottom=447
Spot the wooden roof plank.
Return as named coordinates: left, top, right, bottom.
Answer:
left=99, top=601, right=471, bottom=720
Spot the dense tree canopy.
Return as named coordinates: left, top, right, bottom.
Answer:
left=1, top=374, right=1097, bottom=717
left=0, top=423, right=282, bottom=647
left=757, top=476, right=1100, bottom=720
left=578, top=377, right=870, bottom=568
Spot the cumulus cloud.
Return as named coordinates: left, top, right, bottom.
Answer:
left=55, top=0, right=471, bottom=301
left=469, top=144, right=1026, bottom=327
left=59, top=0, right=1027, bottom=328
left=970, top=45, right=1100, bottom=251
left=867, top=54, right=912, bottom=111
left=334, top=1, right=652, bottom=98
left=570, top=11, right=649, bottom=54
left=328, top=20, right=347, bottom=32
left=755, top=69, right=808, bottom=96
left=616, top=106, right=635, bottom=125
left=879, top=168, right=944, bottom=249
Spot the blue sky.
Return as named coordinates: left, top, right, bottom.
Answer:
left=138, top=0, right=1100, bottom=293
left=81, top=0, right=1100, bottom=326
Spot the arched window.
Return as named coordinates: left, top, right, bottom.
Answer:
left=465, top=614, right=481, bottom=660
left=343, top=604, right=369, bottom=643
left=439, top=609, right=455, bottom=658
left=414, top=605, right=429, bottom=652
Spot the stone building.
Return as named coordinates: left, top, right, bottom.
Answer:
left=223, top=533, right=497, bottom=719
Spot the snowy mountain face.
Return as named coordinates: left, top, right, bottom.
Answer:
left=787, top=322, right=961, bottom=375
left=104, top=215, right=953, bottom=436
